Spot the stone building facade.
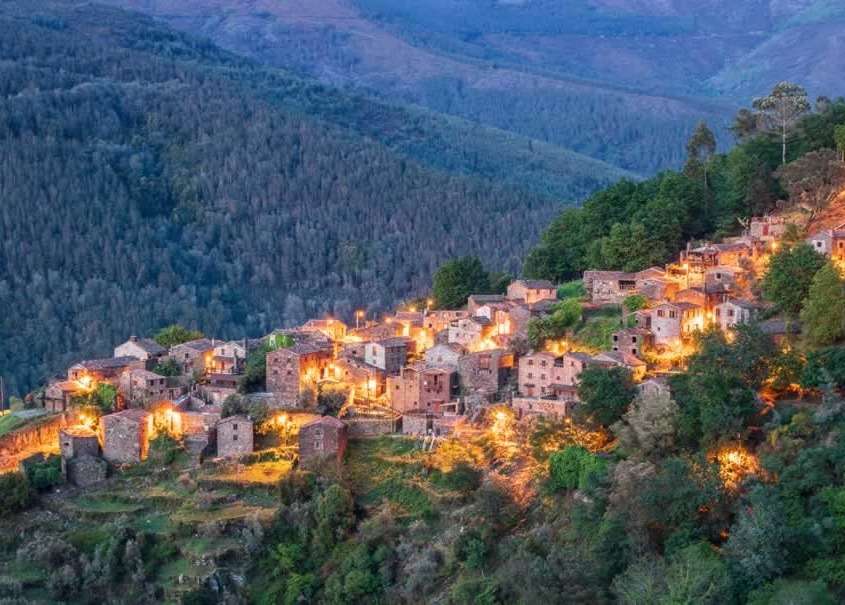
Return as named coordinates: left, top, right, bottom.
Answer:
left=298, top=416, right=348, bottom=469
left=102, top=409, right=151, bottom=464
left=216, top=415, right=254, bottom=458
left=266, top=342, right=333, bottom=406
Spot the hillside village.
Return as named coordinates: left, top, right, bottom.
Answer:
left=2, top=210, right=841, bottom=487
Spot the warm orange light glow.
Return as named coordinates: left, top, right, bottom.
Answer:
left=711, top=445, right=761, bottom=491
left=75, top=374, right=96, bottom=393
left=78, top=413, right=97, bottom=430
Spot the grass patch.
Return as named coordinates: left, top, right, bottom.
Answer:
left=0, top=414, right=27, bottom=437
left=69, top=496, right=145, bottom=514
left=208, top=460, right=293, bottom=485
left=557, top=280, right=584, bottom=299
left=368, top=478, right=435, bottom=519
left=65, top=527, right=112, bottom=554
left=1, top=560, right=47, bottom=585
left=170, top=502, right=273, bottom=524
left=574, top=312, right=622, bottom=350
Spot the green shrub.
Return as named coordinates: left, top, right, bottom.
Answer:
left=0, top=472, right=33, bottom=517
left=23, top=454, right=62, bottom=491
left=548, top=446, right=608, bottom=492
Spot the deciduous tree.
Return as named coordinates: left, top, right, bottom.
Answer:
left=753, top=82, right=811, bottom=164
left=762, top=243, right=826, bottom=316
left=801, top=262, right=845, bottom=346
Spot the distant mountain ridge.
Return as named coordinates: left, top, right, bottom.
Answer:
left=99, top=0, right=845, bottom=174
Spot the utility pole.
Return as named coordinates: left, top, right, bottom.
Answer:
left=0, top=376, right=5, bottom=411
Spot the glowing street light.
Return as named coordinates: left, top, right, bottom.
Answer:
left=356, top=310, right=365, bottom=330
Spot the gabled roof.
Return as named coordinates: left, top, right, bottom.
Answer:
left=120, top=337, right=165, bottom=355
left=720, top=298, right=762, bottom=310
left=513, top=279, right=554, bottom=289
left=302, top=416, right=346, bottom=430
left=173, top=338, right=215, bottom=352
left=564, top=351, right=594, bottom=362
left=595, top=350, right=645, bottom=367
left=468, top=294, right=506, bottom=304
left=72, top=356, right=139, bottom=370
left=218, top=414, right=252, bottom=426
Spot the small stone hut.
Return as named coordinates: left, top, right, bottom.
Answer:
left=216, top=415, right=254, bottom=458
left=298, top=416, right=348, bottom=469
left=102, top=409, right=151, bottom=464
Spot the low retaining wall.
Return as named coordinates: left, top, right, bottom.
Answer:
left=344, top=416, right=399, bottom=439
left=0, top=412, right=76, bottom=471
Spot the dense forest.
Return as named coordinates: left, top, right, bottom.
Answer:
left=0, top=1, right=626, bottom=396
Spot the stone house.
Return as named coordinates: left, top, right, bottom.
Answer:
left=387, top=365, right=456, bottom=414
left=198, top=373, right=240, bottom=406
left=59, top=426, right=103, bottom=486
left=560, top=352, right=594, bottom=387
left=364, top=337, right=411, bottom=375
left=68, top=357, right=144, bottom=384
left=474, top=302, right=534, bottom=342
left=44, top=381, right=79, bottom=413
left=612, top=328, right=654, bottom=357
left=102, top=409, right=151, bottom=464
left=518, top=351, right=566, bottom=398
left=467, top=294, right=506, bottom=315
left=749, top=216, right=787, bottom=242
left=674, top=287, right=708, bottom=309
left=506, top=280, right=557, bottom=305
left=448, top=316, right=492, bottom=348
left=638, top=377, right=671, bottom=400
left=424, top=310, right=469, bottom=333
left=704, top=266, right=747, bottom=294
left=301, top=318, right=348, bottom=342
left=327, top=357, right=385, bottom=399
left=118, top=368, right=171, bottom=406
left=114, top=336, right=166, bottom=367
left=583, top=270, right=638, bottom=304
left=714, top=299, right=762, bottom=332
left=266, top=342, right=334, bottom=406
left=298, top=416, right=348, bottom=469
left=512, top=397, right=575, bottom=421
left=637, top=277, right=680, bottom=304
left=592, top=351, right=647, bottom=382
left=207, top=340, right=250, bottom=375
left=457, top=349, right=513, bottom=396
left=650, top=302, right=704, bottom=346
left=425, top=343, right=467, bottom=370
left=713, top=241, right=754, bottom=267
left=169, top=339, right=216, bottom=375
left=216, top=415, right=254, bottom=458
left=59, top=426, right=100, bottom=461
left=808, top=222, right=845, bottom=262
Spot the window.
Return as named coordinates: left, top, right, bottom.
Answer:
left=527, top=372, right=533, bottom=379
left=233, top=424, right=238, bottom=431
left=632, top=336, right=637, bottom=343
left=233, top=434, right=238, bottom=441
left=657, top=310, right=665, bottom=318
left=314, top=440, right=323, bottom=450
left=527, top=359, right=534, bottom=366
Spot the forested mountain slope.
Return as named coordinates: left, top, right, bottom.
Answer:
left=100, top=0, right=845, bottom=174
left=0, top=1, right=582, bottom=396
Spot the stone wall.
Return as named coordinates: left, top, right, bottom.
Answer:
left=344, top=417, right=399, bottom=439
left=0, top=412, right=74, bottom=471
